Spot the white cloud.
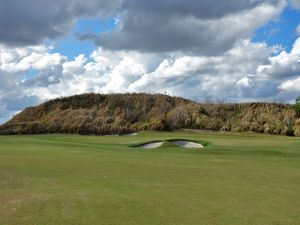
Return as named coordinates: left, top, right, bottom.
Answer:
left=257, top=37, right=300, bottom=78
left=237, top=77, right=252, bottom=87
left=128, top=40, right=272, bottom=100
left=63, top=54, right=87, bottom=75
left=280, top=76, right=300, bottom=91
left=0, top=44, right=66, bottom=72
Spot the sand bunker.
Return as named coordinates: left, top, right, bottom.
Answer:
left=170, top=140, right=204, bottom=148
left=126, top=133, right=138, bottom=136
left=134, top=139, right=204, bottom=149
left=120, top=132, right=138, bottom=136
left=137, top=141, right=164, bottom=149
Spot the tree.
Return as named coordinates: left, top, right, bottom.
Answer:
left=295, top=97, right=300, bottom=116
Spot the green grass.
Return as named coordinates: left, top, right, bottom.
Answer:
left=0, top=131, right=300, bottom=225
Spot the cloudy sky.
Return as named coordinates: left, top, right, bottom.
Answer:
left=1, top=0, right=300, bottom=123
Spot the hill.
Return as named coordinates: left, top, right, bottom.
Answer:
left=0, top=93, right=300, bottom=136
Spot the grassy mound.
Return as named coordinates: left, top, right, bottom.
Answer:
left=0, top=93, right=299, bottom=136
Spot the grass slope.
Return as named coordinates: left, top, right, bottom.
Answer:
left=0, top=132, right=300, bottom=225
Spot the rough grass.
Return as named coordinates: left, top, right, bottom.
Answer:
left=0, top=131, right=300, bottom=225
left=1, top=93, right=298, bottom=136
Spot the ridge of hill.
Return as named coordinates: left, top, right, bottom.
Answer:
left=1, top=93, right=299, bottom=136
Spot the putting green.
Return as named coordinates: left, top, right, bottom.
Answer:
left=0, top=131, right=299, bottom=225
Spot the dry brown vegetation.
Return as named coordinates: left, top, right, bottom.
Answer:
left=0, top=93, right=299, bottom=136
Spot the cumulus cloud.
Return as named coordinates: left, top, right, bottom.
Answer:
left=237, top=77, right=253, bottom=87
left=1, top=0, right=286, bottom=53
left=88, top=0, right=285, bottom=53
left=0, top=70, right=38, bottom=124
left=1, top=40, right=271, bottom=104
left=280, top=76, right=300, bottom=91
left=127, top=40, right=275, bottom=100
left=28, top=49, right=161, bottom=99
left=0, top=45, right=66, bottom=72
left=257, top=37, right=300, bottom=78
left=0, top=0, right=122, bottom=46
left=0, top=44, right=65, bottom=123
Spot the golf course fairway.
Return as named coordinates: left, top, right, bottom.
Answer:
left=0, top=131, right=299, bottom=225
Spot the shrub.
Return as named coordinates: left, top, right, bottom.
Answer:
left=295, top=97, right=300, bottom=117
left=294, top=119, right=300, bottom=137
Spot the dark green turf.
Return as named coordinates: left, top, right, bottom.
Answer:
left=0, top=132, right=299, bottom=225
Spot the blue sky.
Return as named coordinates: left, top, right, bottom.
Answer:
left=51, top=18, right=117, bottom=58
left=1, top=0, right=300, bottom=124
left=253, top=6, right=300, bottom=51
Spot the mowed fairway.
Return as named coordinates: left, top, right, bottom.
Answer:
left=0, top=132, right=300, bottom=225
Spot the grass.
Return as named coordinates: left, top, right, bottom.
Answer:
left=0, top=131, right=299, bottom=225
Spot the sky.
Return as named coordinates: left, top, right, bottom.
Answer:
left=1, top=0, right=300, bottom=124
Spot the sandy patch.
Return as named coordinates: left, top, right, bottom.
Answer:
left=137, top=142, right=164, bottom=149
left=125, top=133, right=138, bottom=136
left=171, top=140, right=204, bottom=148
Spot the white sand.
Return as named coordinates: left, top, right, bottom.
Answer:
left=125, top=133, right=138, bottom=136
left=138, top=142, right=164, bottom=149
left=171, top=140, right=204, bottom=148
